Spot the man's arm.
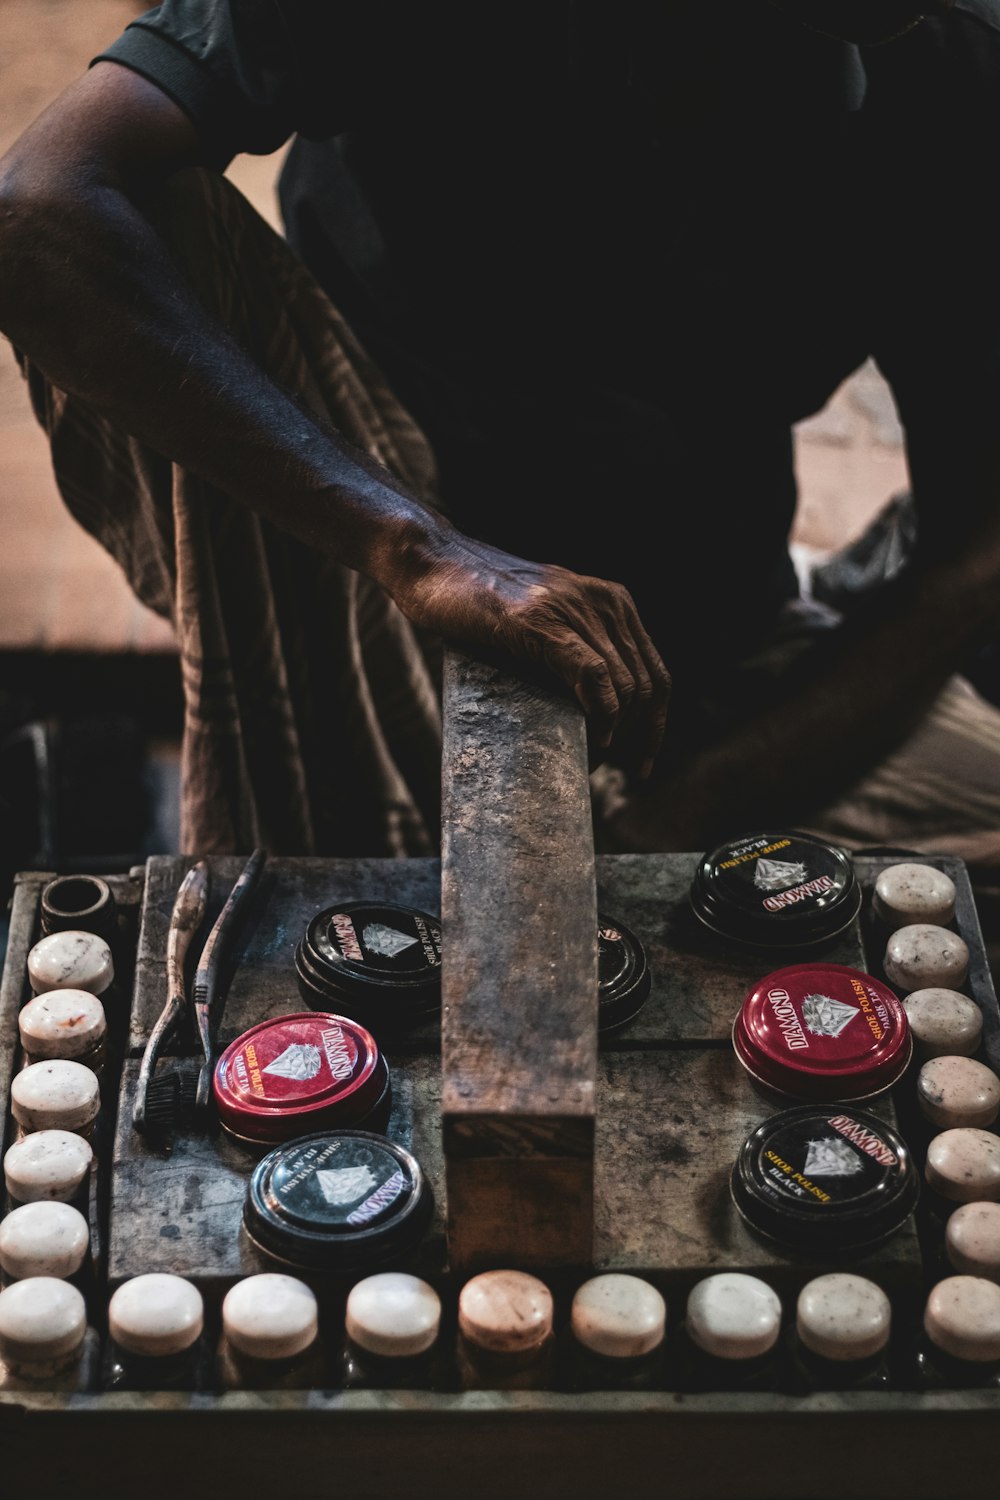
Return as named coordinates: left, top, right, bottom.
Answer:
left=0, top=62, right=669, bottom=775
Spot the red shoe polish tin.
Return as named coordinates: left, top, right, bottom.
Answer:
left=213, top=1013, right=390, bottom=1146
left=732, top=962, right=912, bottom=1103
left=690, top=830, right=861, bottom=950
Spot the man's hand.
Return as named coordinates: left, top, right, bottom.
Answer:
left=391, top=533, right=670, bottom=777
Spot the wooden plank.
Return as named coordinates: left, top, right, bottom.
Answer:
left=440, top=652, right=597, bottom=1271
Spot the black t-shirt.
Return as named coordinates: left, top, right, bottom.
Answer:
left=94, top=1, right=1000, bottom=682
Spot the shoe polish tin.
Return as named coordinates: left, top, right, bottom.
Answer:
left=598, top=914, right=651, bottom=1034
left=731, top=1105, right=919, bottom=1256
left=295, top=901, right=441, bottom=1034
left=213, top=1013, right=390, bottom=1146
left=244, top=1130, right=433, bottom=1274
left=689, top=830, right=861, bottom=949
left=732, top=962, right=911, bottom=1103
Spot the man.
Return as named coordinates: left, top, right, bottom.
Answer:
left=1, top=0, right=999, bottom=868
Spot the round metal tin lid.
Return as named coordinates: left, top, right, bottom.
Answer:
left=213, top=1012, right=385, bottom=1142
left=303, top=902, right=442, bottom=997
left=597, top=914, right=651, bottom=1033
left=294, top=940, right=440, bottom=1029
left=733, top=962, right=911, bottom=1101
left=731, top=1105, right=919, bottom=1253
left=244, top=1130, right=433, bottom=1272
left=690, top=831, right=860, bottom=947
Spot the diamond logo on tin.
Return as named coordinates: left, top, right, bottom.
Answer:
left=754, top=858, right=808, bottom=892
left=263, top=1043, right=322, bottom=1081
left=362, top=922, right=418, bottom=960
left=803, top=1136, right=865, bottom=1177
left=801, top=993, right=859, bottom=1038
left=315, top=1164, right=378, bottom=1206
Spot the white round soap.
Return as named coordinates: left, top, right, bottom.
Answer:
left=0, top=1277, right=87, bottom=1368
left=570, top=1274, right=666, bottom=1359
left=222, top=1274, right=318, bottom=1361
left=346, top=1272, right=441, bottom=1359
left=458, top=1270, right=554, bottom=1355
left=10, top=1060, right=100, bottom=1134
left=3, top=1130, right=93, bottom=1204
left=902, top=989, right=982, bottom=1061
left=109, top=1273, right=204, bottom=1357
left=795, top=1274, right=891, bottom=1362
left=873, top=863, right=956, bottom=930
left=924, top=1276, right=1000, bottom=1362
left=26, top=930, right=114, bottom=997
left=883, top=924, right=969, bottom=993
left=685, top=1273, right=782, bottom=1360
left=946, top=1202, right=1000, bottom=1281
left=917, top=1056, right=1000, bottom=1130
left=925, top=1128, right=1000, bottom=1203
left=0, top=1201, right=89, bottom=1281
left=18, top=990, right=107, bottom=1062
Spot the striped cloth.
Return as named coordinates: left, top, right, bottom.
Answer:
left=13, top=168, right=444, bottom=858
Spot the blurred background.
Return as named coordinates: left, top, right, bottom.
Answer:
left=0, top=0, right=911, bottom=893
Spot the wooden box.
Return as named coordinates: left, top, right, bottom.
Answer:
left=1, top=652, right=999, bottom=1500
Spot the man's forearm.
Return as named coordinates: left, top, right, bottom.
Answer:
left=0, top=167, right=452, bottom=590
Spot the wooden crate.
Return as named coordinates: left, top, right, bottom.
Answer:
left=2, top=652, right=1000, bottom=1500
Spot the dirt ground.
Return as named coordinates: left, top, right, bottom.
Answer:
left=0, top=0, right=911, bottom=654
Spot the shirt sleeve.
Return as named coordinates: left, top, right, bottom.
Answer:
left=92, top=0, right=378, bottom=166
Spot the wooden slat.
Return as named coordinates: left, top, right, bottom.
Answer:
left=439, top=652, right=598, bottom=1270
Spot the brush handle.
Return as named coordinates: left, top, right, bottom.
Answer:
left=192, top=848, right=267, bottom=1114
left=133, top=859, right=209, bottom=1133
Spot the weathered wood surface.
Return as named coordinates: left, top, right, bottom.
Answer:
left=5, top=848, right=1000, bottom=1500
left=439, top=653, right=597, bottom=1270
left=130, top=855, right=442, bottom=1055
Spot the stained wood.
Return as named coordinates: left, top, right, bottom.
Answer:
left=4, top=848, right=1000, bottom=1499
left=439, top=652, right=598, bottom=1270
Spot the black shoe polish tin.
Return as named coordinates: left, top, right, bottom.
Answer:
left=244, top=1129, right=433, bottom=1275
left=730, top=1105, right=919, bottom=1257
left=598, top=914, right=651, bottom=1034
left=295, top=901, right=442, bottom=1035
left=690, top=830, right=861, bottom=950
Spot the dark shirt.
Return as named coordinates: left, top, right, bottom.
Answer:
left=94, top=2, right=1000, bottom=686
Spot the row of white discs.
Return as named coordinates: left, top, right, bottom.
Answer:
left=2, top=1263, right=1000, bottom=1376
